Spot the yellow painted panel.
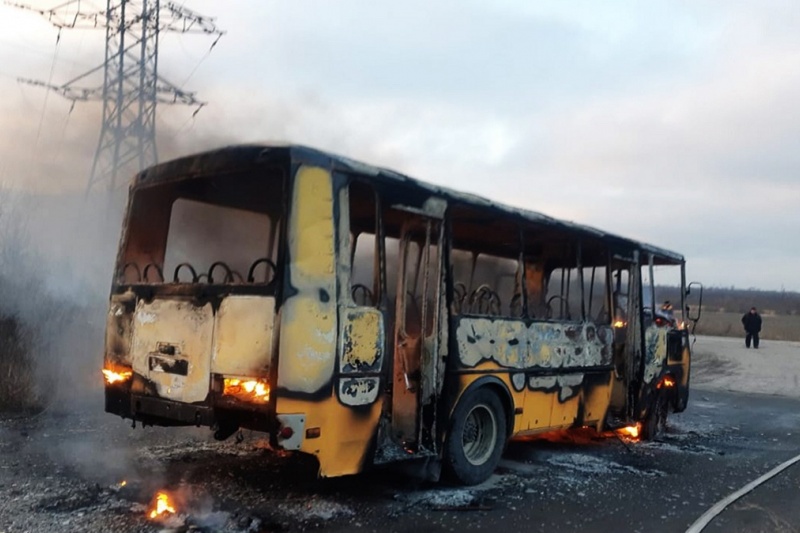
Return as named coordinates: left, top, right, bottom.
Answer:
left=278, top=166, right=337, bottom=394
left=276, top=395, right=382, bottom=477
left=291, top=166, right=335, bottom=279
left=549, top=394, right=581, bottom=428
left=582, top=376, right=613, bottom=428
left=520, top=390, right=554, bottom=432
left=212, top=296, right=275, bottom=376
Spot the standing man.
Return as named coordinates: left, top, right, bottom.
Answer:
left=741, top=307, right=762, bottom=349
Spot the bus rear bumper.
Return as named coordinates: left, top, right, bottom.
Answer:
left=105, top=384, right=271, bottom=433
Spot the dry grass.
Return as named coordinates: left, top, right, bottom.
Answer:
left=693, top=311, right=800, bottom=342
left=0, top=317, right=41, bottom=413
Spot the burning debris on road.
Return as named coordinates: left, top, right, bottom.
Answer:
left=148, top=490, right=177, bottom=520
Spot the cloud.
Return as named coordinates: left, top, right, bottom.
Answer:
left=2, top=0, right=800, bottom=290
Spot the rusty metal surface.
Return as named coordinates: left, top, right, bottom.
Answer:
left=130, top=298, right=214, bottom=404
left=131, top=144, right=685, bottom=266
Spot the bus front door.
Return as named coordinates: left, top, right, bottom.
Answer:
left=391, top=216, right=443, bottom=452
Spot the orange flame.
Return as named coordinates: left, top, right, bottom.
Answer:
left=613, top=320, right=626, bottom=328
left=148, top=491, right=176, bottom=519
left=223, top=378, right=270, bottom=402
left=658, top=375, right=676, bottom=389
left=103, top=369, right=132, bottom=385
left=616, top=423, right=641, bottom=439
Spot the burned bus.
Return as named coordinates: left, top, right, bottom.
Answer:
left=103, top=144, right=702, bottom=485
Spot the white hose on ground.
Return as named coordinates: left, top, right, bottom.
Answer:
left=685, top=452, right=800, bottom=533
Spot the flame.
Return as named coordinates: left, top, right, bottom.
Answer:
left=223, top=378, right=270, bottom=402
left=148, top=491, right=176, bottom=519
left=120, top=480, right=127, bottom=487
left=613, top=320, right=625, bottom=328
left=658, top=375, right=676, bottom=389
left=616, top=424, right=641, bottom=439
left=103, top=368, right=132, bottom=385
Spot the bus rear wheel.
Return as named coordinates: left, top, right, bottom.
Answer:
left=444, top=387, right=507, bottom=485
left=641, top=391, right=668, bottom=440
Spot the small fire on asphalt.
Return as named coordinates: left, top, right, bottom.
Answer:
left=615, top=423, right=642, bottom=440
left=148, top=490, right=177, bottom=520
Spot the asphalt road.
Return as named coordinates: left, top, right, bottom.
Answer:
left=1, top=384, right=799, bottom=533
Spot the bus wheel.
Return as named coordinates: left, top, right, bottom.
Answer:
left=444, top=387, right=507, bottom=485
left=641, top=391, right=668, bottom=440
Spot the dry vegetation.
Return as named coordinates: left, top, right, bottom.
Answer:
left=0, top=190, right=92, bottom=414
left=659, top=285, right=800, bottom=341
left=693, top=311, right=800, bottom=342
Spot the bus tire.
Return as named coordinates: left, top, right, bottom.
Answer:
left=443, top=387, right=507, bottom=486
left=641, top=391, right=667, bottom=440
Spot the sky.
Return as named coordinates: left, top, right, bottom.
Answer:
left=1, top=0, right=799, bottom=291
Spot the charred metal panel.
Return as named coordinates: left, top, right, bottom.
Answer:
left=211, top=296, right=275, bottom=376
left=130, top=298, right=214, bottom=403
left=643, top=326, right=668, bottom=384
left=528, top=322, right=612, bottom=368
left=390, top=196, right=447, bottom=219
left=456, top=319, right=526, bottom=368
left=455, top=318, right=613, bottom=370
left=106, top=291, right=136, bottom=365
left=528, top=373, right=585, bottom=402
left=338, top=377, right=380, bottom=406
left=340, top=308, right=384, bottom=373
left=277, top=166, right=338, bottom=394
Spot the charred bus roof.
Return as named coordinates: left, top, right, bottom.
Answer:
left=133, top=143, right=685, bottom=266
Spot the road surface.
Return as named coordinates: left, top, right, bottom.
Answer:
left=1, top=335, right=798, bottom=532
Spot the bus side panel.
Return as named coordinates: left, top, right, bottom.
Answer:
left=451, top=317, right=615, bottom=434
left=277, top=396, right=383, bottom=478
left=277, top=165, right=338, bottom=395
left=275, top=165, right=384, bottom=477
left=643, top=326, right=668, bottom=385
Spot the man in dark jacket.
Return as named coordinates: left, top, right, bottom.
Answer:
left=741, top=307, right=762, bottom=349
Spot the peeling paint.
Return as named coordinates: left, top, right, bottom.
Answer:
left=136, top=312, right=157, bottom=325
left=340, top=308, right=384, bottom=373
left=511, top=372, right=526, bottom=391
left=526, top=374, right=585, bottom=402
left=456, top=318, right=613, bottom=370
left=130, top=298, right=214, bottom=403
left=643, top=326, right=668, bottom=384
left=338, top=377, right=380, bottom=406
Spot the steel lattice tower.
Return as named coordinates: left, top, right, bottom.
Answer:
left=11, top=0, right=224, bottom=195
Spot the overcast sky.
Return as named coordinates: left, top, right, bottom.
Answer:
left=1, top=1, right=799, bottom=291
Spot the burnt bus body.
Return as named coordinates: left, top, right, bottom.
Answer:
left=104, top=144, right=701, bottom=484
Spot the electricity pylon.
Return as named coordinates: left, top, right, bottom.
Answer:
left=10, top=1, right=224, bottom=196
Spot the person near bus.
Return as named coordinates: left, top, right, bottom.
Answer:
left=741, top=307, right=762, bottom=349
left=655, top=300, right=675, bottom=326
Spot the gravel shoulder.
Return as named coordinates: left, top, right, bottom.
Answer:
left=691, top=335, right=800, bottom=398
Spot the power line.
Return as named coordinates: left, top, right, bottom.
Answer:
left=33, top=28, right=61, bottom=147
left=8, top=0, right=224, bottom=198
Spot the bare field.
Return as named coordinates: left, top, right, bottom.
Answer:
left=692, top=311, right=800, bottom=342
left=691, top=335, right=800, bottom=398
